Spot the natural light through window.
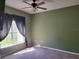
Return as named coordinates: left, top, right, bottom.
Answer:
left=0, top=20, right=25, bottom=48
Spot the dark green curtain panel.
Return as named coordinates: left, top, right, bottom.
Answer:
left=0, top=14, right=3, bottom=30
left=0, top=0, right=5, bottom=13
left=0, top=0, right=5, bottom=30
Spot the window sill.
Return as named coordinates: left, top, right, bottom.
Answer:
left=0, top=42, right=27, bottom=58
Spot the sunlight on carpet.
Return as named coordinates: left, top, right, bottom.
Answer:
left=14, top=47, right=35, bottom=55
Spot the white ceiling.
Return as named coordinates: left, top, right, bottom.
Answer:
left=6, top=0, right=79, bottom=14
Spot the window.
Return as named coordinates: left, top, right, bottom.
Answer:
left=0, top=20, right=25, bottom=48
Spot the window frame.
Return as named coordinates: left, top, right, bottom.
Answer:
left=0, top=20, right=27, bottom=57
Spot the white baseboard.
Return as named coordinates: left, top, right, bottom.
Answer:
left=36, top=45, right=79, bottom=56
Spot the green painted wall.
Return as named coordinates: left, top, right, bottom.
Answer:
left=31, top=5, right=79, bottom=53
left=0, top=0, right=5, bottom=13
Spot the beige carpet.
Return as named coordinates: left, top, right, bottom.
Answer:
left=2, top=47, right=79, bottom=59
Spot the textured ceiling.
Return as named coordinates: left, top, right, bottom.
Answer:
left=6, top=0, right=79, bottom=14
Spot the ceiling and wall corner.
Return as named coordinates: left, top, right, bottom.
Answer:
left=6, top=0, right=79, bottom=14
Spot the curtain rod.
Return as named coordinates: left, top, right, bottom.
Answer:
left=0, top=13, right=25, bottom=18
